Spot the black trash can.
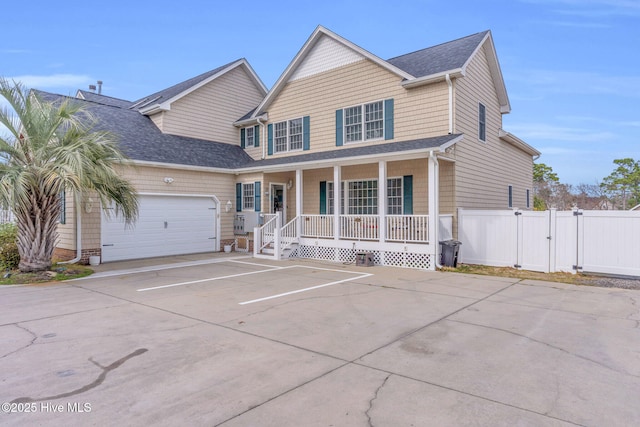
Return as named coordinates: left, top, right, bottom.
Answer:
left=440, top=240, right=462, bottom=267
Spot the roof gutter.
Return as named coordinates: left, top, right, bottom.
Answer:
left=402, top=69, right=464, bottom=89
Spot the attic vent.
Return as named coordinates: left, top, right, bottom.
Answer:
left=89, top=84, right=97, bottom=93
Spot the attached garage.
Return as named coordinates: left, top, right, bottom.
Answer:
left=101, top=194, right=218, bottom=262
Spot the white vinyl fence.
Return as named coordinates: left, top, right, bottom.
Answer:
left=458, top=208, right=640, bottom=277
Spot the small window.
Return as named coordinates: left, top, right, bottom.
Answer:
left=508, top=185, right=513, bottom=208
left=478, top=102, right=486, bottom=142
left=526, top=189, right=531, bottom=208
left=242, top=184, right=254, bottom=210
left=245, top=127, right=255, bottom=147
left=387, top=178, right=403, bottom=214
left=59, top=190, right=66, bottom=224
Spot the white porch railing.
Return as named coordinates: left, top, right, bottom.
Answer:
left=281, top=216, right=299, bottom=250
left=340, top=215, right=379, bottom=240
left=301, top=215, right=334, bottom=238
left=258, top=214, right=278, bottom=252
left=386, top=215, right=429, bottom=243
left=300, top=214, right=431, bottom=243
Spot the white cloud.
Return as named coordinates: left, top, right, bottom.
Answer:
left=8, top=74, right=93, bottom=90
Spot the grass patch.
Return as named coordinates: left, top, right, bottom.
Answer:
left=440, top=263, right=596, bottom=286
left=0, top=263, right=93, bottom=285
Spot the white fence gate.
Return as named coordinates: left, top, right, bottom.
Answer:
left=458, top=208, right=640, bottom=277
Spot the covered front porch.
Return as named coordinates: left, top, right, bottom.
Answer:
left=250, top=150, right=455, bottom=270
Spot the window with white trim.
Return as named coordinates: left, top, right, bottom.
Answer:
left=343, top=101, right=383, bottom=143
left=273, top=118, right=304, bottom=153
left=243, top=183, right=255, bottom=210
left=245, top=126, right=255, bottom=147
left=387, top=178, right=403, bottom=214
left=508, top=185, right=513, bottom=208
left=327, top=178, right=403, bottom=215
left=478, top=102, right=486, bottom=142
left=526, top=189, right=530, bottom=209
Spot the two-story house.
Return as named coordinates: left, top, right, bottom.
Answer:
left=50, top=26, right=539, bottom=270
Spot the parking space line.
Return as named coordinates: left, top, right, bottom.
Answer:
left=239, top=273, right=373, bottom=305
left=137, top=265, right=292, bottom=292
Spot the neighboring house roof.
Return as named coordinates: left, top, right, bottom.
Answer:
left=250, top=26, right=510, bottom=119
left=240, top=134, right=463, bottom=172
left=34, top=90, right=254, bottom=170
left=131, top=59, right=268, bottom=115
left=75, top=90, right=134, bottom=109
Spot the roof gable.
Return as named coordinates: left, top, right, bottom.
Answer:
left=134, top=59, right=268, bottom=115
left=252, top=26, right=414, bottom=117
left=75, top=90, right=133, bottom=109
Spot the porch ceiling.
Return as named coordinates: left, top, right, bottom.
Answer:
left=240, top=134, right=462, bottom=172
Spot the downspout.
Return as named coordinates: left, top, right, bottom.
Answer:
left=58, top=192, right=82, bottom=264
left=429, top=150, right=441, bottom=268
left=256, top=117, right=265, bottom=160
left=445, top=74, right=453, bottom=134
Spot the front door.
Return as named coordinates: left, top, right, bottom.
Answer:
left=270, top=184, right=285, bottom=223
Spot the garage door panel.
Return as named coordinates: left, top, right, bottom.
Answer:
left=102, top=195, right=217, bottom=262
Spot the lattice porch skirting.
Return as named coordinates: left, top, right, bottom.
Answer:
left=290, top=245, right=433, bottom=270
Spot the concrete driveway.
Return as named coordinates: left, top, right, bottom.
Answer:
left=1, top=254, right=639, bottom=426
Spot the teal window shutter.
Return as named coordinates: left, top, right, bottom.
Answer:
left=384, top=99, right=394, bottom=140
left=319, top=181, right=327, bottom=214
left=254, top=125, right=260, bottom=147
left=236, top=183, right=242, bottom=212
left=267, top=124, right=273, bottom=155
left=240, top=128, right=246, bottom=149
left=335, top=109, right=343, bottom=146
left=303, top=116, right=310, bottom=151
left=255, top=182, right=261, bottom=212
left=403, top=175, right=413, bottom=214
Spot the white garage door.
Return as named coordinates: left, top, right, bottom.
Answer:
left=101, top=195, right=218, bottom=262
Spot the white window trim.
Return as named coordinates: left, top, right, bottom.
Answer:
left=245, top=126, right=255, bottom=148
left=327, top=177, right=403, bottom=215
left=242, top=183, right=255, bottom=211
left=342, top=100, right=385, bottom=145
left=273, top=117, right=304, bottom=154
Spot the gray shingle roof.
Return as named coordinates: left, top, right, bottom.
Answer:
left=76, top=90, right=133, bottom=109
left=387, top=31, right=489, bottom=78
left=34, top=90, right=253, bottom=169
left=130, top=60, right=242, bottom=110
left=242, top=134, right=461, bottom=169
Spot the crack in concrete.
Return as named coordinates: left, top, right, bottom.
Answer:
left=365, top=374, right=391, bottom=427
left=448, top=319, right=639, bottom=379
left=0, top=324, right=37, bottom=359
left=10, top=348, right=148, bottom=403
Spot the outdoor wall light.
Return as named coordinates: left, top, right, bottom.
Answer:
left=163, top=177, right=174, bottom=184
left=225, top=200, right=232, bottom=213
left=287, top=179, right=293, bottom=190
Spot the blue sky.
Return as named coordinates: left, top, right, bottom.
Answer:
left=2, top=0, right=638, bottom=185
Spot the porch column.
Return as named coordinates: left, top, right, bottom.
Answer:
left=428, top=153, right=439, bottom=268
left=333, top=165, right=341, bottom=241
left=378, top=160, right=387, bottom=243
left=296, top=169, right=303, bottom=237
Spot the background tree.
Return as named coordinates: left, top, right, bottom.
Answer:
left=533, top=162, right=560, bottom=210
left=600, top=158, right=640, bottom=210
left=0, top=78, right=138, bottom=272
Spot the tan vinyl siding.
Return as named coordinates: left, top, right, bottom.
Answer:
left=453, top=44, right=533, bottom=210
left=149, top=112, right=163, bottom=130
left=300, top=160, right=430, bottom=215
left=161, top=66, right=264, bottom=144
left=57, top=191, right=76, bottom=251
left=261, top=59, right=449, bottom=160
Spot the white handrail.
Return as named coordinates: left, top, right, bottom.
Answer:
left=301, top=214, right=334, bottom=238
left=259, top=214, right=278, bottom=251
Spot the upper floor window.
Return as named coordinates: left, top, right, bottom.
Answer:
left=245, top=126, right=255, bottom=147
left=274, top=118, right=303, bottom=153
left=478, top=102, right=486, bottom=142
left=343, top=101, right=384, bottom=143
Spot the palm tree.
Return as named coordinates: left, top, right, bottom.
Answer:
left=0, top=78, right=138, bottom=272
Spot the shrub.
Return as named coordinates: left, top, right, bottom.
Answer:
left=0, top=223, right=20, bottom=270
